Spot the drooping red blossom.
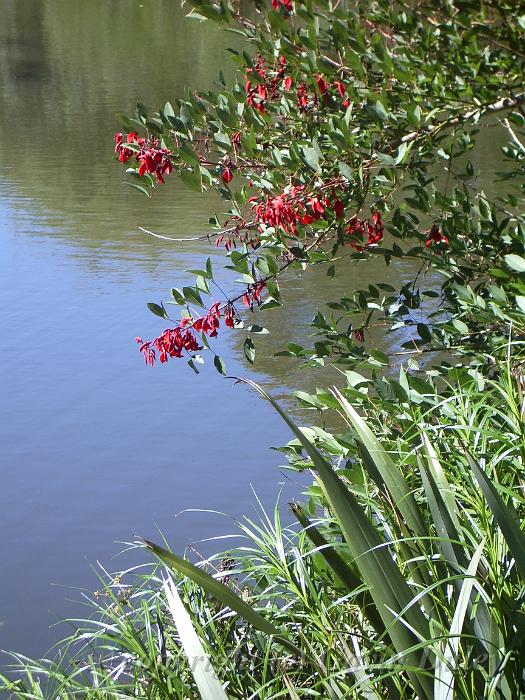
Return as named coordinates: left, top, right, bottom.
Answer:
left=224, top=306, right=235, bottom=328
left=137, top=299, right=247, bottom=367
left=334, top=80, right=350, bottom=109
left=272, top=0, right=292, bottom=10
left=367, top=210, right=384, bottom=245
left=222, top=167, right=234, bottom=184
left=425, top=224, right=449, bottom=247
left=242, top=281, right=267, bottom=310
left=333, top=199, right=345, bottom=219
left=245, top=55, right=270, bottom=113
left=114, top=132, right=134, bottom=163
left=346, top=211, right=384, bottom=249
left=316, top=74, right=328, bottom=95
left=283, top=75, right=293, bottom=91
left=296, top=83, right=309, bottom=111
left=231, top=131, right=242, bottom=154
left=250, top=185, right=307, bottom=235
left=353, top=328, right=365, bottom=343
left=250, top=186, right=333, bottom=234
left=114, top=132, right=173, bottom=184
left=245, top=53, right=291, bottom=110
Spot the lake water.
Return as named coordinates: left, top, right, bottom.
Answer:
left=0, top=0, right=506, bottom=662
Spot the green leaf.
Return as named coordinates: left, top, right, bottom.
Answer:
left=417, top=323, right=432, bottom=343
left=407, top=104, right=422, bottom=128
left=147, top=302, right=168, bottom=319
left=302, top=146, right=320, bottom=172
left=504, top=254, right=525, bottom=273
left=372, top=100, right=389, bottom=122
left=214, top=355, right=226, bottom=375
left=376, top=152, right=396, bottom=167
left=247, top=324, right=269, bottom=334
left=516, top=296, right=525, bottom=313
left=125, top=181, right=151, bottom=197
left=332, top=388, right=426, bottom=538
left=337, top=161, right=353, bottom=181
left=243, top=337, right=256, bottom=364
left=291, top=503, right=385, bottom=636
left=434, top=541, right=485, bottom=700
left=180, top=169, right=202, bottom=192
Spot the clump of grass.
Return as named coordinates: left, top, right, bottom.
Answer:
left=2, top=365, right=525, bottom=699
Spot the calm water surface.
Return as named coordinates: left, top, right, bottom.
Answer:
left=0, top=0, right=506, bottom=661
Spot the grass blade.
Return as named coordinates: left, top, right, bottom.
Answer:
left=434, top=540, right=485, bottom=700
left=242, top=380, right=433, bottom=700
left=333, top=387, right=426, bottom=538
left=291, top=502, right=386, bottom=636
left=144, top=539, right=302, bottom=656
left=465, top=452, right=525, bottom=580
left=162, top=574, right=230, bottom=700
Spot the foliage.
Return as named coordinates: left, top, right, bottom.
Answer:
left=2, top=371, right=525, bottom=698
left=112, top=0, right=525, bottom=378
left=3, top=0, right=525, bottom=698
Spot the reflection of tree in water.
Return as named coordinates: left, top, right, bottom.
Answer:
left=1, top=0, right=48, bottom=84
left=0, top=0, right=231, bottom=234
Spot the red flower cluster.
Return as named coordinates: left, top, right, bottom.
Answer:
left=137, top=301, right=242, bottom=366
left=136, top=324, right=201, bottom=366
left=245, top=55, right=289, bottom=114
left=114, top=132, right=173, bottom=184
left=425, top=224, right=449, bottom=247
left=296, top=75, right=350, bottom=112
left=250, top=186, right=345, bottom=235
left=346, top=211, right=384, bottom=250
left=242, top=280, right=266, bottom=310
left=271, top=0, right=292, bottom=10
left=297, top=83, right=309, bottom=110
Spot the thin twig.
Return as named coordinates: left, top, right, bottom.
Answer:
left=139, top=221, right=257, bottom=243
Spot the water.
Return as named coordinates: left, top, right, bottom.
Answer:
left=0, top=0, right=507, bottom=662
left=0, top=0, right=297, bottom=659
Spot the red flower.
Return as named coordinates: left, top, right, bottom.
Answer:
left=333, top=199, right=345, bottom=219
left=334, top=80, right=350, bottom=108
left=272, top=0, right=292, bottom=10
left=366, top=210, right=384, bottom=245
left=353, top=328, right=365, bottom=343
left=345, top=210, right=384, bottom=248
left=225, top=306, right=235, bottom=328
left=283, top=76, right=293, bottom=91
left=296, top=83, right=309, bottom=111
left=425, top=224, right=449, bottom=247
left=316, top=74, right=328, bottom=95
left=115, top=132, right=173, bottom=184
left=250, top=185, right=307, bottom=235
left=222, top=167, right=233, bottom=184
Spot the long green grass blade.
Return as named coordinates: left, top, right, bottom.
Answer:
left=465, top=452, right=525, bottom=580
left=421, top=434, right=461, bottom=531
left=291, top=502, right=386, bottom=636
left=333, top=388, right=426, bottom=537
left=162, top=574, right=230, bottom=700
left=144, top=540, right=302, bottom=655
left=418, top=456, right=467, bottom=571
left=434, top=540, right=485, bottom=700
left=243, top=380, right=433, bottom=700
